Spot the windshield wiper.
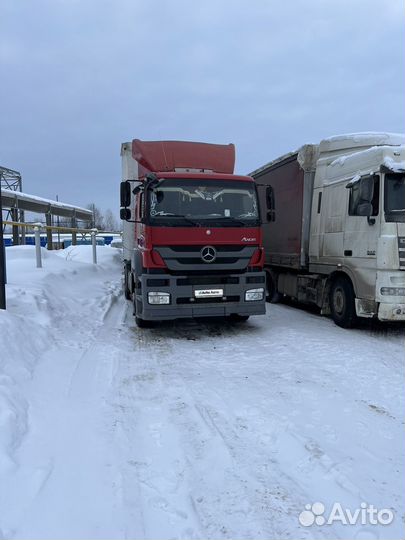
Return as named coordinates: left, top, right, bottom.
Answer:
left=207, top=216, right=251, bottom=227
left=154, top=213, right=201, bottom=226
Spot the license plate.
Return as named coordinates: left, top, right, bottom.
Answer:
left=194, top=288, right=223, bottom=298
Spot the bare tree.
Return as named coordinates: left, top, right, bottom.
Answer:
left=86, top=204, right=105, bottom=230
left=104, top=209, right=119, bottom=232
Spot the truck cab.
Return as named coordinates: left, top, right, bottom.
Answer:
left=121, top=139, right=266, bottom=327
left=252, top=132, right=405, bottom=327
left=309, top=134, right=405, bottom=322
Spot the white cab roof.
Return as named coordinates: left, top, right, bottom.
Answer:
left=319, top=132, right=405, bottom=155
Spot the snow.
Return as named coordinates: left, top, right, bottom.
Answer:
left=321, top=132, right=405, bottom=147
left=326, top=145, right=405, bottom=185
left=0, top=245, right=404, bottom=539
left=0, top=188, right=91, bottom=214
left=344, top=174, right=361, bottom=187
left=383, top=155, right=405, bottom=173
left=328, top=145, right=403, bottom=169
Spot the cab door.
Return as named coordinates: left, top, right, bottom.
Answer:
left=343, top=174, right=380, bottom=298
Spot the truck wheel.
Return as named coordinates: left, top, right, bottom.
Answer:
left=329, top=277, right=357, bottom=328
left=266, top=271, right=281, bottom=303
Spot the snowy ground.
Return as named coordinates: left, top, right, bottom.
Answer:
left=0, top=245, right=404, bottom=540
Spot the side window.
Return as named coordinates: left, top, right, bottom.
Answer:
left=348, top=175, right=379, bottom=216
left=266, top=185, right=275, bottom=222
left=348, top=182, right=361, bottom=215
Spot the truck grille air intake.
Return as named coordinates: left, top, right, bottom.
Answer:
left=154, top=245, right=257, bottom=272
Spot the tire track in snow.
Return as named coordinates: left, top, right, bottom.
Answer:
left=123, top=316, right=305, bottom=538
left=105, top=308, right=206, bottom=538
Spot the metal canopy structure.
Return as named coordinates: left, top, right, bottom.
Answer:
left=1, top=188, right=93, bottom=221
left=0, top=166, right=22, bottom=191
left=0, top=167, right=94, bottom=310
left=0, top=166, right=23, bottom=224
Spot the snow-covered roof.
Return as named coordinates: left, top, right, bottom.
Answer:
left=382, top=155, right=405, bottom=173
left=319, top=132, right=405, bottom=155
left=1, top=189, right=93, bottom=220
left=325, top=145, right=405, bottom=184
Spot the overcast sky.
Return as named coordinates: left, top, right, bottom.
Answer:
left=1, top=0, right=404, bottom=214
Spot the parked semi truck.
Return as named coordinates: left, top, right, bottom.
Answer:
left=251, top=132, right=405, bottom=327
left=120, top=139, right=266, bottom=327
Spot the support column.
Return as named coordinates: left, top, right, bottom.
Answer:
left=46, top=213, right=53, bottom=250
left=71, top=215, right=77, bottom=246
left=91, top=228, right=98, bottom=264
left=11, top=207, right=19, bottom=246
left=34, top=223, right=42, bottom=268
left=20, top=210, right=26, bottom=245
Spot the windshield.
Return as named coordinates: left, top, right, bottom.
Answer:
left=385, top=173, right=405, bottom=223
left=148, top=178, right=260, bottom=227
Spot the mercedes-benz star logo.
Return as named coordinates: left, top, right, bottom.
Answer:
left=200, top=245, right=217, bottom=263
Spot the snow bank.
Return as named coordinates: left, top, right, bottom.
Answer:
left=0, top=245, right=121, bottom=475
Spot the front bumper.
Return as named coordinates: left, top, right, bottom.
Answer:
left=136, top=271, right=266, bottom=320
left=378, top=302, right=405, bottom=321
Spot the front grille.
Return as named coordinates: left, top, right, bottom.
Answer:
left=177, top=276, right=239, bottom=286
left=177, top=296, right=240, bottom=305
left=177, top=257, right=239, bottom=265
left=168, top=244, right=246, bottom=252
left=154, top=244, right=257, bottom=272
left=171, top=269, right=247, bottom=276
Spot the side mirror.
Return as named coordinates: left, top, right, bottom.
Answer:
left=356, top=202, right=373, bottom=217
left=359, top=177, right=374, bottom=203
left=120, top=181, right=131, bottom=208
left=120, top=208, right=131, bottom=221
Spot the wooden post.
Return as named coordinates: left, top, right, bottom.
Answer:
left=20, top=210, right=26, bottom=245
left=46, top=212, right=53, bottom=250
left=71, top=214, right=77, bottom=246
left=11, top=207, right=19, bottom=246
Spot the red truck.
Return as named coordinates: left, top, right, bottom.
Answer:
left=120, top=139, right=266, bottom=327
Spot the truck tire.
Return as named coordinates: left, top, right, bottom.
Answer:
left=266, top=271, right=281, bottom=303
left=329, top=276, right=357, bottom=328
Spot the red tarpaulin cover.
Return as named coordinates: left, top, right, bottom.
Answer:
left=132, top=139, right=235, bottom=175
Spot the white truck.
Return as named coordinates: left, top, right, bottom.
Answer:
left=251, top=132, right=405, bottom=327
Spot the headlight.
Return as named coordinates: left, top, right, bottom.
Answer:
left=245, top=288, right=264, bottom=301
left=381, top=287, right=405, bottom=296
left=148, top=292, right=170, bottom=305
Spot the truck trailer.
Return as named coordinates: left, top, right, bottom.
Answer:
left=251, top=132, right=405, bottom=327
left=120, top=139, right=266, bottom=327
